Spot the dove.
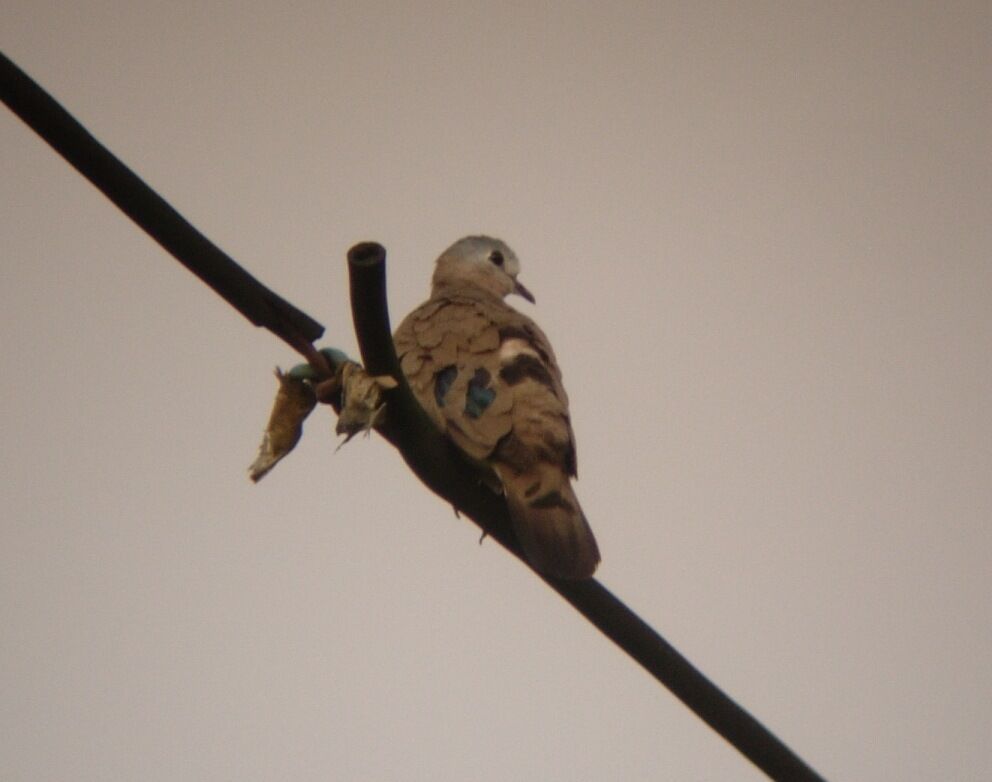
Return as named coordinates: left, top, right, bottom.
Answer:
left=394, top=236, right=600, bottom=579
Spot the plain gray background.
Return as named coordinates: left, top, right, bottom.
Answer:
left=3, top=3, right=990, bottom=779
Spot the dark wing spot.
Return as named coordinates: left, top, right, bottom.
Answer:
left=434, top=365, right=458, bottom=408
left=465, top=368, right=496, bottom=418
left=499, top=354, right=555, bottom=389
left=498, top=325, right=550, bottom=364
left=529, top=490, right=575, bottom=513
left=498, top=325, right=531, bottom=342
left=564, top=438, right=577, bottom=477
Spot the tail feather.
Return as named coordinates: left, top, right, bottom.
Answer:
left=499, top=465, right=600, bottom=579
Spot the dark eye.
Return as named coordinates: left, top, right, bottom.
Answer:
left=489, top=250, right=504, bottom=267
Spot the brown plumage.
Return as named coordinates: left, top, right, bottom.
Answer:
left=393, top=236, right=600, bottom=579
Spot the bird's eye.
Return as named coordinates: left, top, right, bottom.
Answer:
left=489, top=250, right=504, bottom=267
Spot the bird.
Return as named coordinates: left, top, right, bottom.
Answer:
left=393, top=236, right=600, bottom=579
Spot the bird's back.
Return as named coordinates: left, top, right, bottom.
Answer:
left=394, top=287, right=600, bottom=578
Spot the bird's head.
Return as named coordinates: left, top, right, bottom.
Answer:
left=431, top=235, right=535, bottom=303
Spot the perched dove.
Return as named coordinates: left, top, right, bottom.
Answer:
left=394, top=236, right=600, bottom=579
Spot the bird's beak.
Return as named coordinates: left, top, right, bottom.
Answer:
left=513, top=279, right=536, bottom=303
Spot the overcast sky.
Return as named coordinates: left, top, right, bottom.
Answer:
left=2, top=3, right=990, bottom=780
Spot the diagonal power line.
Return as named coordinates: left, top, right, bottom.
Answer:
left=0, top=50, right=323, bottom=355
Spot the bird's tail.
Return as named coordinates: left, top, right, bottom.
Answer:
left=498, top=464, right=600, bottom=580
